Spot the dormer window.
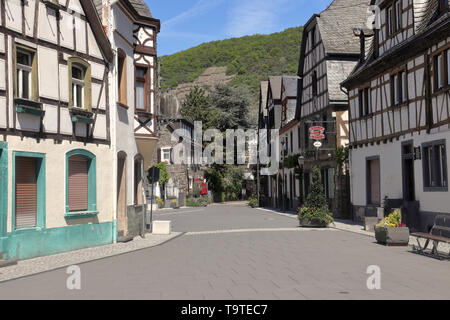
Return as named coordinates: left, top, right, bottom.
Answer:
left=386, top=0, right=402, bottom=37
left=387, top=7, right=394, bottom=36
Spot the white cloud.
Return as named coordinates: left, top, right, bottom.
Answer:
left=163, top=0, right=224, bottom=30
left=226, top=0, right=290, bottom=38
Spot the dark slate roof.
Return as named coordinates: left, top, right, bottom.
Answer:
left=268, top=76, right=282, bottom=101
left=260, top=81, right=269, bottom=115
left=282, top=76, right=299, bottom=98
left=129, top=0, right=152, bottom=18
left=317, top=0, right=371, bottom=55
left=93, top=0, right=152, bottom=19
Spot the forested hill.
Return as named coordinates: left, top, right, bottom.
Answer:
left=160, top=26, right=303, bottom=99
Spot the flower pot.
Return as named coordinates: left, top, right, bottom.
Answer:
left=299, top=218, right=329, bottom=228
left=375, top=226, right=410, bottom=246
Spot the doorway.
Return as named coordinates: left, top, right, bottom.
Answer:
left=117, top=153, right=127, bottom=237
left=402, top=141, right=416, bottom=202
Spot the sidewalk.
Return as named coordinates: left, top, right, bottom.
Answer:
left=257, top=207, right=450, bottom=255
left=0, top=232, right=182, bottom=283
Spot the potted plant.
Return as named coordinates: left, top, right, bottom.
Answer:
left=298, top=166, right=333, bottom=228
left=171, top=199, right=180, bottom=209
left=374, top=209, right=410, bottom=246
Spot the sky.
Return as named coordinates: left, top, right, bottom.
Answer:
left=146, top=0, right=333, bottom=56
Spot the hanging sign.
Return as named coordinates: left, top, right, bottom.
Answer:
left=309, top=126, right=326, bottom=140
left=313, top=141, right=323, bottom=148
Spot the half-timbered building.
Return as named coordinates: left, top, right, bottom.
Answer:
left=95, top=0, right=160, bottom=240
left=342, top=0, right=450, bottom=231
left=0, top=0, right=115, bottom=260
left=297, top=0, right=370, bottom=217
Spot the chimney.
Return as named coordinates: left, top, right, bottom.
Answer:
left=102, top=0, right=110, bottom=35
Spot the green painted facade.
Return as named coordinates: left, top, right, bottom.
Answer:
left=0, top=146, right=115, bottom=261
left=1, top=222, right=114, bottom=260
left=0, top=142, right=8, bottom=254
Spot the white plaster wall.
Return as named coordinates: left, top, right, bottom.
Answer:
left=38, top=46, right=59, bottom=100
left=351, top=130, right=450, bottom=214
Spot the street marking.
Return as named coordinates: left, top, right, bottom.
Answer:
left=185, top=228, right=337, bottom=236
left=154, top=209, right=205, bottom=216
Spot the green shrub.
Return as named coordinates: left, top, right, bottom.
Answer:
left=248, top=197, right=258, bottom=208
left=186, top=199, right=201, bottom=207
left=298, top=166, right=333, bottom=226
left=298, top=206, right=333, bottom=225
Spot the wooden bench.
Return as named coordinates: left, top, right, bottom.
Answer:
left=411, top=215, right=450, bottom=259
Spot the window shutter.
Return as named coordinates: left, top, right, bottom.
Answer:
left=157, top=148, right=161, bottom=163
left=68, top=156, right=89, bottom=212
left=15, top=157, right=37, bottom=229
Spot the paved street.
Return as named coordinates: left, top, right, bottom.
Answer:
left=0, top=203, right=449, bottom=300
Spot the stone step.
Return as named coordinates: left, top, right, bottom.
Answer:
left=0, top=257, right=18, bottom=269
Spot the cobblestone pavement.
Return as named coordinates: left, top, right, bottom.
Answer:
left=0, top=204, right=449, bottom=300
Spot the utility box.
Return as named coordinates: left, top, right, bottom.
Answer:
left=152, top=221, right=171, bottom=235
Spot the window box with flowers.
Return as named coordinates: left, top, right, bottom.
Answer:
left=374, top=209, right=410, bottom=246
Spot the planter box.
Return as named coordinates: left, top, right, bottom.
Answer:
left=299, top=218, right=329, bottom=228
left=375, top=226, right=410, bottom=246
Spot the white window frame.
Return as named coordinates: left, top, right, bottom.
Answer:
left=72, top=65, right=85, bottom=108
left=395, top=0, right=402, bottom=32
left=161, top=147, right=171, bottom=163
left=387, top=7, right=394, bottom=36
left=16, top=49, right=32, bottom=100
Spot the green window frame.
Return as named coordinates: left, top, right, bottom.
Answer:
left=0, top=142, right=8, bottom=237
left=68, top=57, right=92, bottom=112
left=11, top=151, right=46, bottom=232
left=65, top=149, right=97, bottom=218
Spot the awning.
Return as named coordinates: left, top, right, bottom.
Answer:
left=136, top=136, right=159, bottom=171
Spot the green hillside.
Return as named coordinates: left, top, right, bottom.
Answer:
left=160, top=26, right=303, bottom=99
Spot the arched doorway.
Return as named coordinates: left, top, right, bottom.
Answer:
left=117, top=152, right=127, bottom=237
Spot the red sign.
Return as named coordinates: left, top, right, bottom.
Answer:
left=309, top=126, right=325, bottom=140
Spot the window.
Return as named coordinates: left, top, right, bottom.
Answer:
left=434, top=50, right=449, bottom=91
left=136, top=67, right=148, bottom=111
left=15, top=47, right=37, bottom=101
left=387, top=6, right=394, bottom=36
left=359, top=88, right=370, bottom=117
left=310, top=27, right=316, bottom=48
left=297, top=125, right=301, bottom=149
left=423, top=141, right=448, bottom=191
left=312, top=71, right=318, bottom=97
left=72, top=66, right=84, bottom=108
left=68, top=57, right=92, bottom=111
left=290, top=131, right=293, bottom=153
left=161, top=148, right=171, bottom=163
left=367, top=157, right=381, bottom=205
left=118, top=51, right=127, bottom=106
left=66, top=150, right=97, bottom=216
left=387, top=1, right=402, bottom=37
left=391, top=69, right=408, bottom=105
left=447, top=50, right=450, bottom=86
left=13, top=152, right=45, bottom=230
left=440, top=0, right=449, bottom=11
left=395, top=0, right=402, bottom=32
